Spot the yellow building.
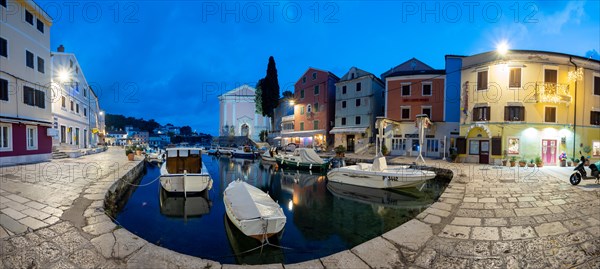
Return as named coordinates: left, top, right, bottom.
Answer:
left=456, top=50, right=600, bottom=165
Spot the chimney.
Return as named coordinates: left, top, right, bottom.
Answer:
left=57, top=45, right=65, bottom=52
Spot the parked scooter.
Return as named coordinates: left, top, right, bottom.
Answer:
left=569, top=153, right=600, bottom=185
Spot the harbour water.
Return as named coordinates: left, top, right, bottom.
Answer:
left=115, top=155, right=449, bottom=265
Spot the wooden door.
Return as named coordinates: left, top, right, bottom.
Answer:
left=479, top=140, right=489, bottom=164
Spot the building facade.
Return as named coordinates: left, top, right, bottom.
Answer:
left=50, top=47, right=103, bottom=150
left=270, top=96, right=294, bottom=146
left=281, top=68, right=339, bottom=149
left=0, top=0, right=53, bottom=165
left=382, top=58, right=459, bottom=158
left=218, top=84, right=270, bottom=141
left=331, top=67, right=384, bottom=153
left=456, top=50, right=600, bottom=165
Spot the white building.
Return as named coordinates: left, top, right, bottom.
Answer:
left=0, top=0, right=54, bottom=165
left=218, top=85, right=270, bottom=141
left=50, top=46, right=103, bottom=150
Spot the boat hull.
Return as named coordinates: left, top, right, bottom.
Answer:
left=232, top=152, right=256, bottom=159
left=275, top=157, right=329, bottom=171
left=160, top=162, right=212, bottom=193
left=327, top=166, right=435, bottom=189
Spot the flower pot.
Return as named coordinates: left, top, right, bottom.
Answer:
left=509, top=161, right=516, bottom=167
left=567, top=161, right=572, bottom=166
left=536, top=162, right=543, bottom=168
left=560, top=160, right=566, bottom=167
left=502, top=160, right=508, bottom=166
left=127, top=153, right=135, bottom=161
left=519, top=162, right=526, bottom=167
left=527, top=163, right=535, bottom=168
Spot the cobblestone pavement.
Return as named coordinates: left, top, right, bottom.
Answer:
left=1, top=151, right=599, bottom=268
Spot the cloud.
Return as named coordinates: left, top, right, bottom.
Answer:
left=539, top=1, right=586, bottom=34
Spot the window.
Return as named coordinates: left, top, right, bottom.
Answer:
left=355, top=116, right=361, bottom=125
left=37, top=57, right=44, bottom=73
left=300, top=89, right=304, bottom=98
left=342, top=86, right=347, bottom=94
left=401, top=106, right=410, bottom=120
left=300, top=122, right=304, bottom=131
left=71, top=100, right=74, bottom=111
left=469, top=140, right=479, bottom=155
left=545, top=69, right=558, bottom=84
left=26, top=51, right=34, bottom=68
left=593, top=141, right=600, bottom=157
left=312, top=72, right=317, bottom=80
left=76, top=103, right=79, bottom=114
left=0, top=123, right=11, bottom=151
left=355, top=98, right=361, bottom=107
left=84, top=88, right=87, bottom=97
left=26, top=126, right=37, bottom=150
left=61, top=96, right=66, bottom=108
left=307, top=104, right=312, bottom=113
left=401, top=84, right=411, bottom=96
left=473, top=106, right=490, bottom=121
left=313, top=121, right=319, bottom=129
left=509, top=68, right=521, bottom=88
left=504, top=106, right=525, bottom=121
left=23, top=86, right=34, bottom=106
left=75, top=128, right=80, bottom=145
left=34, top=88, right=45, bottom=108
left=422, top=107, right=431, bottom=118
left=0, top=37, right=7, bottom=57
left=36, top=19, right=44, bottom=33
left=477, top=70, right=488, bottom=91
left=84, top=108, right=87, bottom=117
left=422, top=83, right=432, bottom=96
left=314, top=85, right=319, bottom=95
left=25, top=10, right=33, bottom=25
left=300, top=106, right=304, bottom=115
left=341, top=117, right=346, bottom=126
left=314, top=103, right=319, bottom=112
left=544, top=107, right=556, bottom=123
left=342, top=101, right=346, bottom=108
left=70, top=60, right=73, bottom=68
left=356, top=82, right=361, bottom=92
left=0, top=78, right=7, bottom=101
left=590, top=111, right=600, bottom=125
left=60, top=125, right=66, bottom=143
left=594, top=76, right=600, bottom=96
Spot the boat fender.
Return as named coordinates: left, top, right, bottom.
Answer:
left=309, top=164, right=313, bottom=170
left=297, top=161, right=300, bottom=167
left=384, top=176, right=391, bottom=187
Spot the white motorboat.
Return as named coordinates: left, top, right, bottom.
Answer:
left=327, top=157, right=436, bottom=189
left=223, top=180, right=286, bottom=242
left=160, top=148, right=213, bottom=195
left=146, top=148, right=164, bottom=163
left=261, top=147, right=279, bottom=163
left=275, top=148, right=330, bottom=171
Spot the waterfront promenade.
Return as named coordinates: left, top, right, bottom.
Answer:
left=1, top=149, right=598, bottom=268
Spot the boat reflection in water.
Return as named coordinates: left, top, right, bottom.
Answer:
left=158, top=188, right=211, bottom=221
left=224, top=215, right=285, bottom=265
left=326, top=181, right=432, bottom=210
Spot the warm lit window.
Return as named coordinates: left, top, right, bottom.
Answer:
left=544, top=107, right=556, bottom=123
left=477, top=70, right=488, bottom=91
left=509, top=68, right=521, bottom=88
left=0, top=123, right=11, bottom=151
left=504, top=106, right=525, bottom=121
left=26, top=126, right=37, bottom=150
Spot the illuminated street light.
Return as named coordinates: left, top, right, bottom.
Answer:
left=289, top=99, right=295, bottom=106
left=58, top=69, right=70, bottom=82
left=497, top=41, right=509, bottom=55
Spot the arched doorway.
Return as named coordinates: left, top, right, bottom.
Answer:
left=241, top=124, right=249, bottom=137
left=466, top=124, right=492, bottom=164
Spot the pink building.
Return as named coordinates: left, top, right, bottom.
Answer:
left=218, top=85, right=270, bottom=141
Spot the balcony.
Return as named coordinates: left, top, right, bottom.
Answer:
left=535, top=82, right=571, bottom=104
left=282, top=115, right=294, bottom=122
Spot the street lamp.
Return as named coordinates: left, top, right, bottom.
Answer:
left=497, top=41, right=509, bottom=56
left=289, top=99, right=295, bottom=106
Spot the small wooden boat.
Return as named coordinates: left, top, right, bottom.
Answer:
left=327, top=157, right=435, bottom=189
left=231, top=146, right=256, bottom=159
left=275, top=148, right=330, bottom=171
left=160, top=148, right=213, bottom=195
left=223, top=180, right=286, bottom=242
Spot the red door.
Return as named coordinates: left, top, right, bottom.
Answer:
left=542, top=139, right=556, bottom=166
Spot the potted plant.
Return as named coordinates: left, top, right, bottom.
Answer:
left=135, top=145, right=143, bottom=156
left=535, top=156, right=543, bottom=167
left=509, top=156, right=517, bottom=167
left=527, top=159, right=535, bottom=167
left=559, top=152, right=567, bottom=167
left=582, top=146, right=592, bottom=166
left=126, top=147, right=135, bottom=161
left=518, top=159, right=527, bottom=167
left=501, top=150, right=508, bottom=166
left=335, top=145, right=346, bottom=158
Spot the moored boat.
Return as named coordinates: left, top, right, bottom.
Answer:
left=223, top=180, right=286, bottom=242
left=275, top=148, right=330, bottom=171
left=260, top=147, right=279, bottom=163
left=160, top=148, right=213, bottom=195
left=231, top=146, right=257, bottom=159
left=327, top=157, right=436, bottom=189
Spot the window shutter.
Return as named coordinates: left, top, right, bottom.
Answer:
left=520, top=107, right=525, bottom=121
left=486, top=107, right=491, bottom=121
left=456, top=137, right=467, bottom=154
left=491, top=137, right=502, bottom=156
left=504, top=107, right=509, bottom=121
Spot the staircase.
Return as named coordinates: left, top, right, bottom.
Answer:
left=52, top=148, right=69, bottom=159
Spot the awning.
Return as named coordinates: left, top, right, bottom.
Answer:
left=280, top=129, right=326, bottom=138
left=329, top=127, right=367, bottom=134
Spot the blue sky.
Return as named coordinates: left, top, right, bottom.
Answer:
left=39, top=0, right=600, bottom=135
